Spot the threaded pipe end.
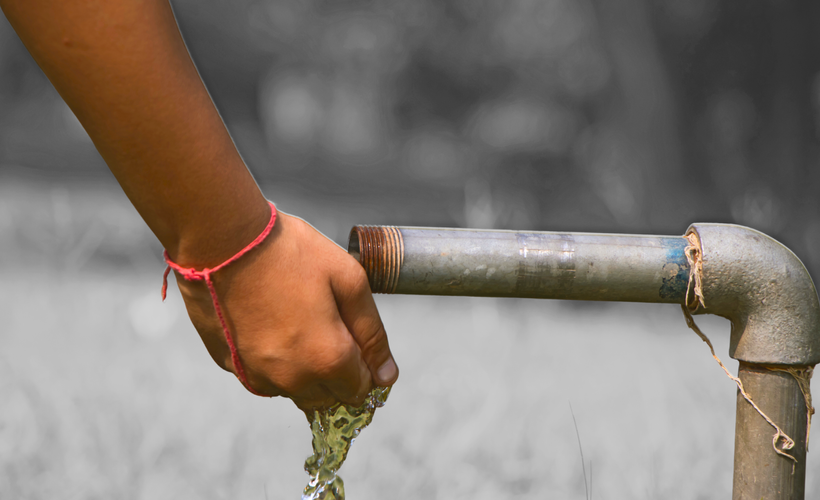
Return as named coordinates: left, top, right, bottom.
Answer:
left=348, top=226, right=404, bottom=294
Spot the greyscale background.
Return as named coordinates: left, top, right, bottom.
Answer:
left=1, top=1, right=819, bottom=499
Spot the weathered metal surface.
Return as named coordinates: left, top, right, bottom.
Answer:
left=687, top=223, right=820, bottom=365
left=350, top=222, right=820, bottom=499
left=733, top=363, right=808, bottom=500
left=349, top=226, right=690, bottom=303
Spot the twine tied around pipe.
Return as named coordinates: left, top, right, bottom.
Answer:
left=681, top=230, right=804, bottom=466
left=763, top=364, right=815, bottom=452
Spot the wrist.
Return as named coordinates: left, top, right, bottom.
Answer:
left=168, top=193, right=273, bottom=269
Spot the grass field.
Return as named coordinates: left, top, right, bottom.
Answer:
left=1, top=178, right=817, bottom=499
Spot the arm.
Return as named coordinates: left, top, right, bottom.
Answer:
left=0, top=0, right=398, bottom=408
left=1, top=0, right=265, bottom=262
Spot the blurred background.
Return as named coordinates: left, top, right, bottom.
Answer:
left=1, top=1, right=819, bottom=499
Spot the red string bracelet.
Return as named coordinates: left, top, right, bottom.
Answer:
left=161, top=201, right=277, bottom=396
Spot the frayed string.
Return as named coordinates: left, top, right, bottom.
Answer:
left=763, top=364, right=815, bottom=452
left=684, top=232, right=705, bottom=310
left=161, top=201, right=277, bottom=396
left=681, top=305, right=797, bottom=465
left=682, top=231, right=798, bottom=466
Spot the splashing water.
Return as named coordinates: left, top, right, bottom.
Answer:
left=302, top=387, right=391, bottom=500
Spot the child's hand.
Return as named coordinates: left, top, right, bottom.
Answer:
left=174, top=212, right=398, bottom=410
left=1, top=0, right=397, bottom=410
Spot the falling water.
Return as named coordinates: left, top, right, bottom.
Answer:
left=302, top=387, right=391, bottom=500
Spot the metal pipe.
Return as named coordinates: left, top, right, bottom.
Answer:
left=684, top=224, right=820, bottom=500
left=733, top=362, right=808, bottom=500
left=685, top=223, right=820, bottom=366
left=349, top=226, right=690, bottom=303
left=349, top=223, right=820, bottom=499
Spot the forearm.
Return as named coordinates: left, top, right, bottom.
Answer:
left=0, top=0, right=269, bottom=266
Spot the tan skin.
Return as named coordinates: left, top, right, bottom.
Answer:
left=0, top=0, right=398, bottom=410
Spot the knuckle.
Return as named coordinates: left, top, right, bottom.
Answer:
left=241, top=348, right=290, bottom=396
left=242, top=344, right=311, bottom=397
left=312, top=341, right=356, bottom=381
left=357, top=321, right=388, bottom=356
left=346, top=265, right=372, bottom=295
left=351, top=263, right=369, bottom=284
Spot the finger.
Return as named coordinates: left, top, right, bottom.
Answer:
left=313, top=324, right=372, bottom=404
left=291, top=392, right=337, bottom=413
left=320, top=342, right=372, bottom=406
left=241, top=367, right=287, bottom=398
left=289, top=350, right=369, bottom=411
left=332, top=263, right=399, bottom=387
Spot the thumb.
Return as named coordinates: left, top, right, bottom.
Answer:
left=332, top=263, right=399, bottom=387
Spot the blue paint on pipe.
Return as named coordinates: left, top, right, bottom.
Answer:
left=659, top=237, right=690, bottom=302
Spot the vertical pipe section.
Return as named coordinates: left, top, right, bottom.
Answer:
left=733, top=363, right=808, bottom=500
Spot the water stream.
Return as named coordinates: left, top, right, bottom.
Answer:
left=301, top=387, right=391, bottom=500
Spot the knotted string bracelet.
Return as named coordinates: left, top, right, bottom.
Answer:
left=161, top=201, right=277, bottom=396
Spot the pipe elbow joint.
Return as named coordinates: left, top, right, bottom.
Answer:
left=687, top=223, right=820, bottom=366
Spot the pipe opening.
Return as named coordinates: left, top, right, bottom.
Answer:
left=348, top=227, right=361, bottom=263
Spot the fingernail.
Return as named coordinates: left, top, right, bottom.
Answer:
left=376, top=358, right=397, bottom=384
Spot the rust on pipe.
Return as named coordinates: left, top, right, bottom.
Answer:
left=350, top=225, right=403, bottom=294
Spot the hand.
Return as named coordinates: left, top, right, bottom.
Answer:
left=0, top=0, right=398, bottom=409
left=173, top=212, right=399, bottom=410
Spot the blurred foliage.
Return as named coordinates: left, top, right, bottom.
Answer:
left=1, top=0, right=820, bottom=272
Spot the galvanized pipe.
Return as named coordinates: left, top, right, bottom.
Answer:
left=685, top=224, right=820, bottom=500
left=733, top=362, right=808, bottom=500
left=686, top=224, right=820, bottom=367
left=349, top=226, right=690, bottom=303
left=349, top=223, right=820, bottom=500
